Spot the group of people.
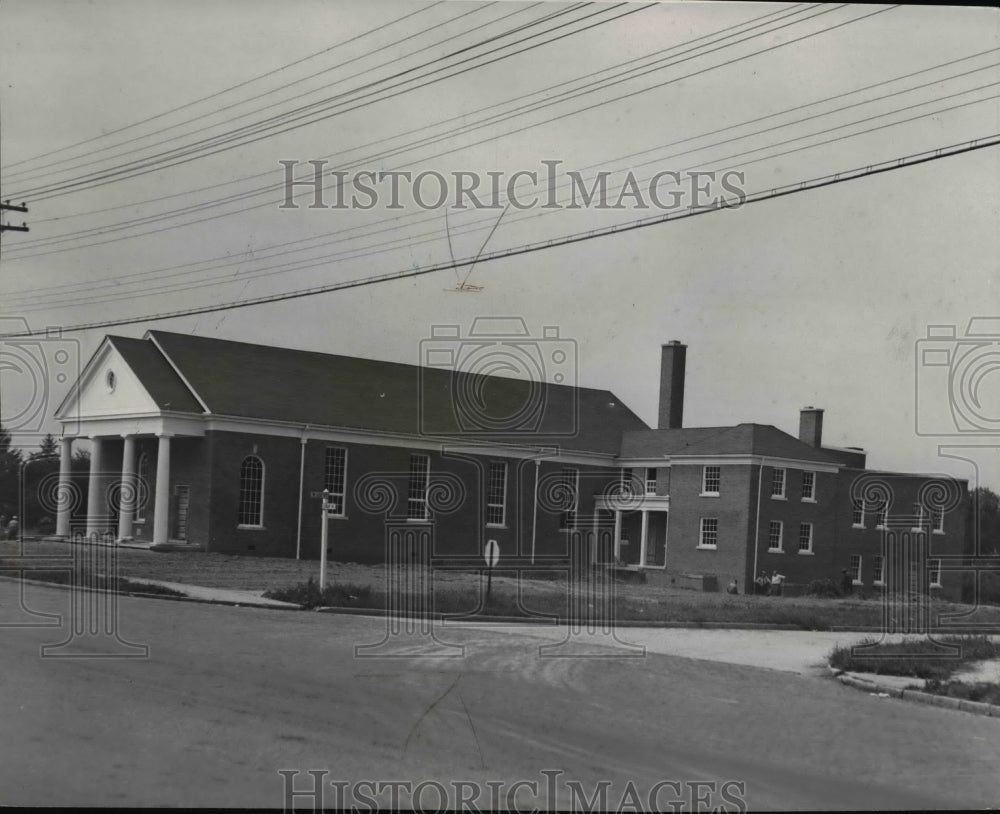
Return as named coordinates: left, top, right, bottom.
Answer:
left=753, top=569, right=785, bottom=596
left=726, top=570, right=786, bottom=596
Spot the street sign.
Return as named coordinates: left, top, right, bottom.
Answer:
left=484, top=539, right=500, bottom=568
left=319, top=490, right=330, bottom=590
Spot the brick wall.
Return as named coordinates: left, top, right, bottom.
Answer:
left=751, top=466, right=838, bottom=588
left=664, top=463, right=753, bottom=590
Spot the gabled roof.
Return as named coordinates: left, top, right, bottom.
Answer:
left=130, top=331, right=649, bottom=454
left=620, top=423, right=844, bottom=465
left=107, top=336, right=204, bottom=414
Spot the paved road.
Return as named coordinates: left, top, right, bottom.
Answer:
left=1, top=580, right=998, bottom=809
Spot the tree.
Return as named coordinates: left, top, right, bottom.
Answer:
left=967, top=486, right=1000, bottom=556
left=966, top=486, right=1000, bottom=605
left=0, top=423, right=24, bottom=518
left=29, top=433, right=59, bottom=461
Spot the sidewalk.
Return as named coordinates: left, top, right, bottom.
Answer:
left=123, top=578, right=301, bottom=609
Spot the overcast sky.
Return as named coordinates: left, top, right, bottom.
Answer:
left=1, top=1, right=998, bottom=489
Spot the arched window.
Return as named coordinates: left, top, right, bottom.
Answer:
left=238, top=456, right=264, bottom=527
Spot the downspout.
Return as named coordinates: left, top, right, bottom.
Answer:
left=751, top=459, right=764, bottom=585
left=295, top=425, right=310, bottom=560
left=531, top=458, right=541, bottom=565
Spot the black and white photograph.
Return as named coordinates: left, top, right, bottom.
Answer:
left=1, top=0, right=999, bottom=809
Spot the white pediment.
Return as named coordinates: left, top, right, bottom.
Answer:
left=57, top=340, right=160, bottom=420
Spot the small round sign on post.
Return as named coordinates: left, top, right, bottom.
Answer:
left=484, top=539, right=500, bottom=568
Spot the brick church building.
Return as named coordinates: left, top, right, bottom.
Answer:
left=52, top=328, right=968, bottom=598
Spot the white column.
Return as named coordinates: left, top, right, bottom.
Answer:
left=85, top=437, right=105, bottom=538
left=55, top=437, right=73, bottom=538
left=639, top=510, right=649, bottom=568
left=153, top=435, right=172, bottom=545
left=613, top=510, right=622, bottom=562
left=591, top=513, right=599, bottom=565
left=117, top=435, right=136, bottom=542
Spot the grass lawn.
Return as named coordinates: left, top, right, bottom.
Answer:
left=7, top=538, right=1000, bottom=631
left=829, top=635, right=1000, bottom=705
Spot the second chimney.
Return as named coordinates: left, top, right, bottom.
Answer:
left=658, top=341, right=687, bottom=429
left=799, top=407, right=824, bottom=448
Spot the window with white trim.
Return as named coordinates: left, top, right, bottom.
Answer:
left=699, top=518, right=718, bottom=549
left=929, top=559, right=942, bottom=587
left=768, top=521, right=783, bottom=552
left=798, top=522, right=813, bottom=553
left=872, top=555, right=884, bottom=585
left=932, top=508, right=945, bottom=534
left=801, top=471, right=815, bottom=501
left=135, top=453, right=149, bottom=522
left=486, top=461, right=507, bottom=527
left=646, top=467, right=657, bottom=496
left=771, top=468, right=786, bottom=498
left=407, top=454, right=430, bottom=520
left=702, top=465, right=720, bottom=496
left=323, top=447, right=347, bottom=516
left=849, top=554, right=862, bottom=583
left=559, top=468, right=579, bottom=530
left=238, top=456, right=264, bottom=527
left=912, top=502, right=926, bottom=531
left=876, top=501, right=889, bottom=529
left=852, top=499, right=865, bottom=528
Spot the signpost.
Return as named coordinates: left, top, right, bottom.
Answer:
left=484, top=539, right=499, bottom=606
left=319, top=489, right=330, bottom=591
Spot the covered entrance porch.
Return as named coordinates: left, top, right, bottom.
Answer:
left=54, top=421, right=203, bottom=548
left=593, top=495, right=669, bottom=569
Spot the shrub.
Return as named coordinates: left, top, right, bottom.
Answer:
left=35, top=516, right=55, bottom=535
left=829, top=635, right=1000, bottom=680
left=804, top=578, right=841, bottom=598
left=264, top=577, right=375, bottom=609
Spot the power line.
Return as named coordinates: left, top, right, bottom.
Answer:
left=2, top=133, right=996, bottom=339
left=0, top=2, right=450, bottom=174
left=0, top=2, right=530, bottom=185
left=23, top=3, right=810, bottom=227
left=6, top=4, right=874, bottom=255
left=10, top=3, right=629, bottom=201
left=8, top=57, right=997, bottom=308
left=7, top=3, right=814, bottom=250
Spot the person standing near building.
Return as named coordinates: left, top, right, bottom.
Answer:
left=770, top=571, right=785, bottom=597
left=7, top=516, right=19, bottom=540
left=841, top=568, right=853, bottom=597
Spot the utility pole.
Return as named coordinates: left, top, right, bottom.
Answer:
left=0, top=200, right=29, bottom=233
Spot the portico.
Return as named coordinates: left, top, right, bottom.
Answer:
left=52, top=334, right=207, bottom=546
left=593, top=494, right=670, bottom=569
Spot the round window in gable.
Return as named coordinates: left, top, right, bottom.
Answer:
left=106, top=370, right=117, bottom=393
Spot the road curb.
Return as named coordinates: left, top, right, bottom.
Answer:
left=829, top=661, right=1000, bottom=718
left=0, top=573, right=305, bottom=611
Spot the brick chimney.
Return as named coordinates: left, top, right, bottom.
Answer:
left=799, top=407, right=824, bottom=447
left=658, top=341, right=687, bottom=430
